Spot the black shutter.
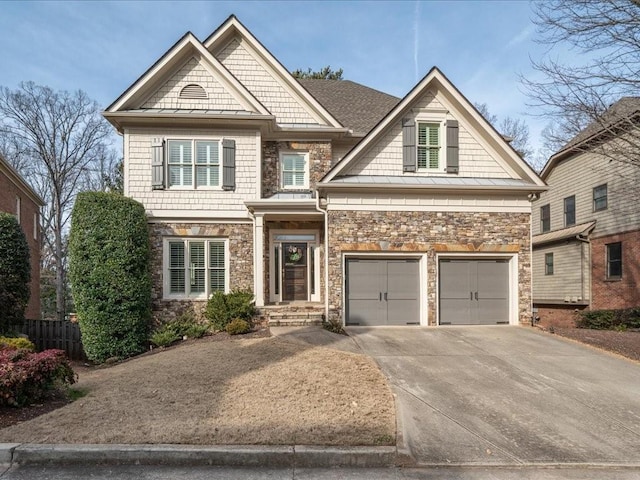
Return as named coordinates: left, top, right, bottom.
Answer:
left=151, top=138, right=165, bottom=189
left=402, top=118, right=416, bottom=172
left=222, top=139, right=236, bottom=191
left=446, top=120, right=459, bottom=174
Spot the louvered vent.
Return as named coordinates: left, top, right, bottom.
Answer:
left=179, top=84, right=208, bottom=99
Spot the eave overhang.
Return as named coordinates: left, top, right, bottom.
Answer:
left=316, top=182, right=547, bottom=195
left=244, top=199, right=322, bottom=217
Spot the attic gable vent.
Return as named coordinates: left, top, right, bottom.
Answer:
left=179, top=84, right=208, bottom=99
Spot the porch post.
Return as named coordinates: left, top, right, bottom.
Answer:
left=254, top=213, right=265, bottom=307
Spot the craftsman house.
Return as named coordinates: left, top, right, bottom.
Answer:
left=104, top=15, right=545, bottom=327
left=532, top=97, right=640, bottom=327
left=0, top=153, right=44, bottom=320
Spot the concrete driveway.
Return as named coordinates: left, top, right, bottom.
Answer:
left=348, top=326, right=640, bottom=466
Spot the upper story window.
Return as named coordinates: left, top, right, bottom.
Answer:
left=545, top=252, right=554, bottom=275
left=540, top=204, right=550, bottom=233
left=606, top=242, right=622, bottom=279
left=593, top=184, right=607, bottom=212
left=564, top=195, right=575, bottom=227
left=167, top=139, right=220, bottom=188
left=164, top=238, right=227, bottom=299
left=281, top=152, right=309, bottom=189
left=417, top=122, right=441, bottom=170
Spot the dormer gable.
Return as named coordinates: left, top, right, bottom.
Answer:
left=321, top=67, right=545, bottom=192
left=204, top=15, right=343, bottom=129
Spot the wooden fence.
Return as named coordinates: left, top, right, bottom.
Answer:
left=22, top=319, right=86, bottom=360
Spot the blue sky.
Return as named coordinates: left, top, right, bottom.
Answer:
left=0, top=0, right=552, bottom=154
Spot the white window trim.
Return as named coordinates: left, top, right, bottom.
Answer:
left=416, top=118, right=446, bottom=173
left=15, top=196, right=21, bottom=222
left=33, top=212, right=38, bottom=240
left=162, top=237, right=230, bottom=300
left=166, top=137, right=223, bottom=191
left=279, top=151, right=310, bottom=190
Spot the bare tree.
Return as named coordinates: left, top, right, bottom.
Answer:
left=474, top=102, right=535, bottom=165
left=523, top=0, right=640, bottom=166
left=292, top=66, right=344, bottom=80
left=0, top=82, right=113, bottom=321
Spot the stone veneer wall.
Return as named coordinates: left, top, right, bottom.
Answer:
left=326, top=211, right=532, bottom=325
left=149, top=222, right=253, bottom=323
left=263, top=220, right=325, bottom=303
left=262, top=142, right=332, bottom=198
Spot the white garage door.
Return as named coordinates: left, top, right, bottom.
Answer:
left=439, top=259, right=509, bottom=325
left=346, top=258, right=420, bottom=326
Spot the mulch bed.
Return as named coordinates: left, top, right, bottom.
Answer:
left=549, top=327, right=640, bottom=363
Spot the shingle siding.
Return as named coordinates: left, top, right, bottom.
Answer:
left=216, top=38, right=319, bottom=125
left=126, top=128, right=258, bottom=216
left=142, top=57, right=244, bottom=110
left=344, top=90, right=510, bottom=178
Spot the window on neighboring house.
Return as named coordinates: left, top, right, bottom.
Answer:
left=167, top=139, right=220, bottom=188
left=564, top=195, right=575, bottom=227
left=281, top=152, right=309, bottom=189
left=33, top=212, right=38, bottom=240
left=606, top=242, right=622, bottom=279
left=417, top=122, right=441, bottom=170
left=165, top=238, right=227, bottom=298
left=540, top=204, right=550, bottom=233
left=593, top=184, right=607, bottom=211
left=545, top=252, right=554, bottom=275
left=15, top=196, right=21, bottom=222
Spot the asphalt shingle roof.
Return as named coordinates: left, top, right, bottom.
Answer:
left=297, top=79, right=399, bottom=135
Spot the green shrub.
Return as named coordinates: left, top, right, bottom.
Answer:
left=150, top=311, right=209, bottom=346
left=576, top=308, right=640, bottom=330
left=205, top=290, right=255, bottom=331
left=0, top=213, right=31, bottom=333
left=68, top=192, right=151, bottom=363
left=0, top=336, right=35, bottom=351
left=226, top=318, right=251, bottom=335
left=150, top=330, right=180, bottom=347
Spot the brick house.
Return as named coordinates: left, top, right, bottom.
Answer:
left=0, top=153, right=44, bottom=320
left=104, top=15, right=545, bottom=327
left=532, top=97, right=640, bottom=327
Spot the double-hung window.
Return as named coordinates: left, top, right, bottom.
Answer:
left=540, top=204, right=550, bottom=233
left=545, top=252, right=554, bottom=275
left=281, top=152, right=309, bottom=189
left=165, top=238, right=227, bottom=298
left=606, top=242, right=622, bottom=279
left=167, top=139, right=220, bottom=188
left=564, top=195, right=576, bottom=227
left=417, top=122, right=441, bottom=170
left=593, top=184, right=607, bottom=211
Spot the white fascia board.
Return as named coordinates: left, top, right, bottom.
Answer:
left=204, top=17, right=343, bottom=129
left=317, top=182, right=547, bottom=194
left=146, top=210, right=252, bottom=221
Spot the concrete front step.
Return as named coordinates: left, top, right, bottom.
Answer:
left=268, top=314, right=324, bottom=327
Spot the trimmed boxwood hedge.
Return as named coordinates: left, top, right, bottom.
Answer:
left=69, top=192, right=151, bottom=363
left=0, top=212, right=31, bottom=333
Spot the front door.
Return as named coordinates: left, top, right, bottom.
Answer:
left=282, top=243, right=307, bottom=301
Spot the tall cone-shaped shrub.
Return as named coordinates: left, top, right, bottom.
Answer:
left=69, top=192, right=151, bottom=362
left=0, top=212, right=30, bottom=333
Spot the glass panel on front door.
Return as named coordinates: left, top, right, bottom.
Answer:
left=282, top=243, right=307, bottom=301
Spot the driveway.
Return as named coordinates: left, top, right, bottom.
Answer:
left=348, top=326, right=640, bottom=466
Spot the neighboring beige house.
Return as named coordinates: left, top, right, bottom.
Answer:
left=0, top=153, right=44, bottom=320
left=104, top=15, right=545, bottom=327
left=532, top=97, right=640, bottom=327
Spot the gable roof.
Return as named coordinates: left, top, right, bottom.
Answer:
left=297, top=79, right=399, bottom=136
left=105, top=32, right=269, bottom=117
left=541, top=97, right=640, bottom=180
left=320, top=66, right=545, bottom=189
left=0, top=154, right=45, bottom=207
left=203, top=15, right=344, bottom=129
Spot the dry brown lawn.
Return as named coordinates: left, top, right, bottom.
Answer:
left=0, top=332, right=395, bottom=446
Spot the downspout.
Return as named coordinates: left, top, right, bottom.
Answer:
left=315, top=191, right=330, bottom=324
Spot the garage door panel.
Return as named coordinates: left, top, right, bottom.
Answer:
left=346, top=258, right=420, bottom=326
left=440, top=259, right=510, bottom=326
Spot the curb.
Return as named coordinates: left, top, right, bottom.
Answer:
left=0, top=443, right=397, bottom=468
